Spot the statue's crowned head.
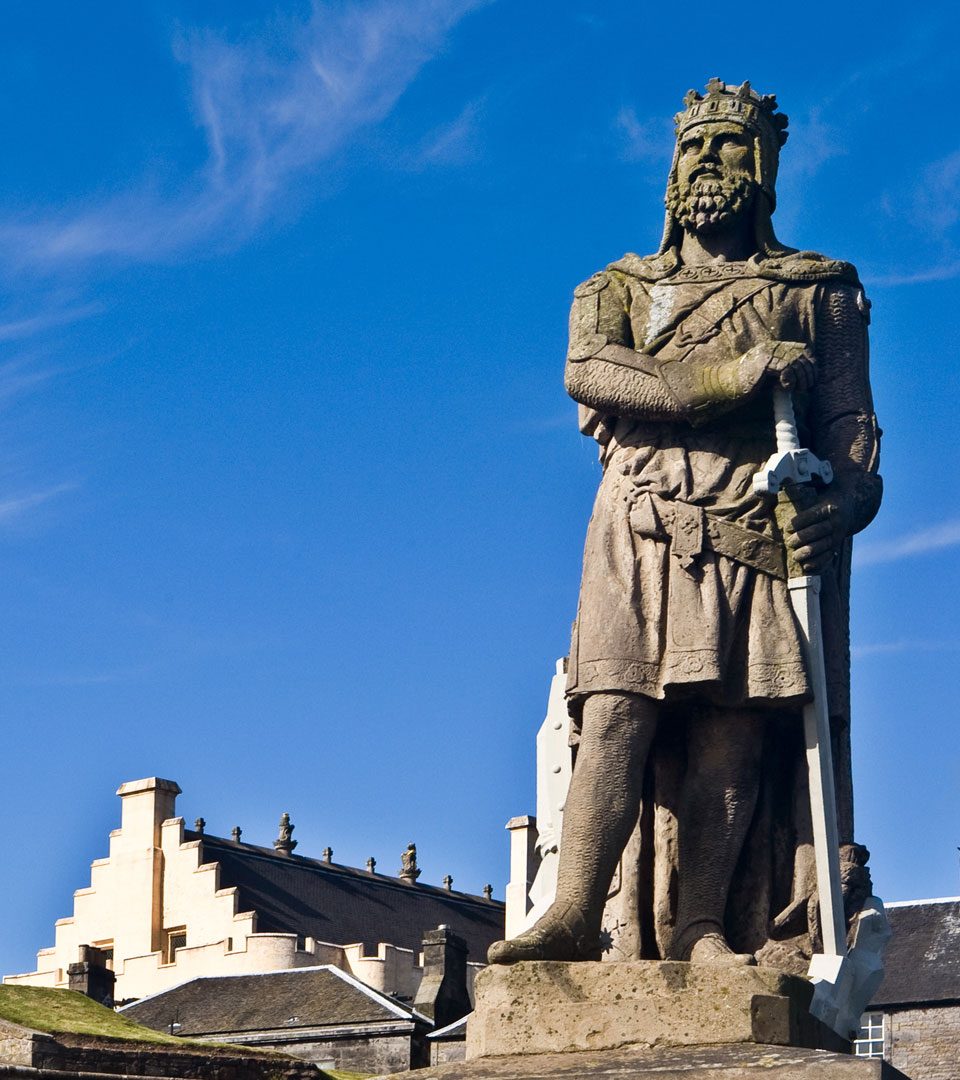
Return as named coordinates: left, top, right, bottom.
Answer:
left=660, top=78, right=790, bottom=256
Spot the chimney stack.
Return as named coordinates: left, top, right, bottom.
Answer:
left=67, top=945, right=115, bottom=1008
left=414, top=925, right=471, bottom=1029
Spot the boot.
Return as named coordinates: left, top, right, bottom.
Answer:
left=487, top=901, right=600, bottom=964
left=670, top=920, right=755, bottom=966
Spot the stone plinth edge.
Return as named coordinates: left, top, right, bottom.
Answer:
left=467, top=961, right=847, bottom=1060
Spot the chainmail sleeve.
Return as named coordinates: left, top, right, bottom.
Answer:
left=810, top=283, right=882, bottom=536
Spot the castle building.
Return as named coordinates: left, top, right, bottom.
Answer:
left=4, top=777, right=504, bottom=1007
left=120, top=965, right=435, bottom=1075
left=855, top=897, right=960, bottom=1080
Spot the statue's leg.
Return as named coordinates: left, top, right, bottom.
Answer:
left=670, top=707, right=764, bottom=964
left=488, top=691, right=658, bottom=964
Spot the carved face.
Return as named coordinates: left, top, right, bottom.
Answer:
left=668, top=121, right=757, bottom=235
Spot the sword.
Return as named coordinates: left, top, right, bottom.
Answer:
left=753, top=387, right=850, bottom=1029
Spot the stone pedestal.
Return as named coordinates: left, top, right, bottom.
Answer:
left=377, top=962, right=911, bottom=1078
left=467, top=961, right=846, bottom=1060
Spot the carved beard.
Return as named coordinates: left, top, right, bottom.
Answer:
left=668, top=170, right=756, bottom=235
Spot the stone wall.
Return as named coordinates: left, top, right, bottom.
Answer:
left=886, top=1004, right=960, bottom=1080
left=0, top=1019, right=317, bottom=1079
left=430, top=1038, right=466, bottom=1066
left=269, top=1032, right=423, bottom=1075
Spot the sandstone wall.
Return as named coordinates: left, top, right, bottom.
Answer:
left=886, top=1004, right=960, bottom=1080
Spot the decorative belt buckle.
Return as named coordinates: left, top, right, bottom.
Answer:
left=671, top=502, right=704, bottom=570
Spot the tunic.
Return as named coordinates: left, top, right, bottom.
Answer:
left=565, top=252, right=879, bottom=721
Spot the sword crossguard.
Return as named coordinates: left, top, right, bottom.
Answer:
left=752, top=447, right=833, bottom=496
left=752, top=387, right=833, bottom=497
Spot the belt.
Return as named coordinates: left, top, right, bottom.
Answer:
left=629, top=491, right=786, bottom=581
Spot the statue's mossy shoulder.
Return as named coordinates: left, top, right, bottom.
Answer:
left=755, top=250, right=861, bottom=285
left=572, top=271, right=611, bottom=298
left=607, top=250, right=679, bottom=281
left=603, top=248, right=860, bottom=286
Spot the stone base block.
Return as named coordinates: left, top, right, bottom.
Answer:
left=467, top=961, right=846, bottom=1060
left=377, top=1042, right=909, bottom=1079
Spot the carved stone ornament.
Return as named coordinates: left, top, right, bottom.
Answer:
left=399, top=842, right=421, bottom=883
left=273, top=812, right=297, bottom=854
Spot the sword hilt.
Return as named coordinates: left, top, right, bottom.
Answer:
left=773, top=384, right=800, bottom=453
left=752, top=387, right=833, bottom=496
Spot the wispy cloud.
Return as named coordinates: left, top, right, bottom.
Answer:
left=0, top=302, right=102, bottom=343
left=868, top=260, right=960, bottom=287
left=0, top=357, right=60, bottom=405
left=854, top=519, right=960, bottom=568
left=911, top=149, right=960, bottom=235
left=0, top=308, right=94, bottom=530
left=853, top=640, right=960, bottom=659
left=415, top=99, right=483, bottom=167
left=386, top=97, right=485, bottom=171
left=510, top=409, right=579, bottom=434
left=0, top=299, right=105, bottom=406
left=615, top=107, right=673, bottom=165
left=12, top=665, right=155, bottom=689
left=0, top=483, right=76, bottom=524
left=782, top=107, right=845, bottom=180
left=865, top=148, right=960, bottom=285
left=0, top=0, right=487, bottom=271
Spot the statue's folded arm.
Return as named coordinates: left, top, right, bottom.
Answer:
left=810, top=284, right=883, bottom=537
left=563, top=270, right=810, bottom=426
left=564, top=269, right=748, bottom=424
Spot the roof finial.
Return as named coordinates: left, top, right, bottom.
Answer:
left=231, top=826, right=243, bottom=843
left=442, top=874, right=453, bottom=891
left=366, top=856, right=377, bottom=873
left=274, top=812, right=297, bottom=855
left=399, top=842, right=421, bottom=884
left=483, top=883, right=493, bottom=900
left=321, top=846, right=333, bottom=863
left=194, top=817, right=205, bottom=836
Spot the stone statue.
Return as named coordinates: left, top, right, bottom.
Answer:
left=490, top=79, right=881, bottom=970
left=273, top=812, right=297, bottom=854
left=399, top=842, right=422, bottom=883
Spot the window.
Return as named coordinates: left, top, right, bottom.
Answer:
left=163, top=928, right=187, bottom=964
left=92, top=940, right=114, bottom=971
left=854, top=1012, right=885, bottom=1059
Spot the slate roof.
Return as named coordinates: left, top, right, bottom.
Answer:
left=122, top=966, right=425, bottom=1036
left=185, top=832, right=504, bottom=964
left=870, top=898, right=960, bottom=1008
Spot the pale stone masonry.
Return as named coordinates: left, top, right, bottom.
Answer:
left=5, top=777, right=501, bottom=1004
left=884, top=1005, right=960, bottom=1080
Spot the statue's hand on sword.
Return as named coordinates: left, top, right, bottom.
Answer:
left=784, top=497, right=851, bottom=575
left=738, top=340, right=817, bottom=395
left=736, top=303, right=818, bottom=394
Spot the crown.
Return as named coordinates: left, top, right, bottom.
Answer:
left=674, top=78, right=788, bottom=147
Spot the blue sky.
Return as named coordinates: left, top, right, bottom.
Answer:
left=1, top=0, right=959, bottom=977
